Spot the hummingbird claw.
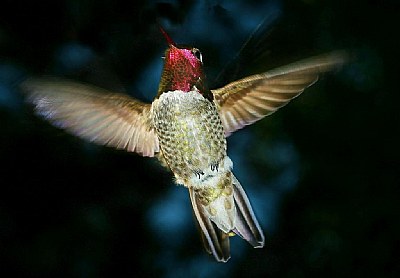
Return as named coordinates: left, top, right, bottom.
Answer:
left=195, top=170, right=205, bottom=179
left=211, top=163, right=219, bottom=172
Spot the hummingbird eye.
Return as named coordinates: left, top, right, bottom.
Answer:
left=192, top=48, right=203, bottom=63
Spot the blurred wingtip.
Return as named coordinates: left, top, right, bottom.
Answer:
left=310, top=50, right=349, bottom=72
left=19, top=77, right=58, bottom=96
left=327, top=49, right=350, bottom=67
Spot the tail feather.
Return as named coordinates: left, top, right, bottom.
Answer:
left=189, top=188, right=231, bottom=262
left=232, top=175, right=265, bottom=247
left=188, top=173, right=264, bottom=262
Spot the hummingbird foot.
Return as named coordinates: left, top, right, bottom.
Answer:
left=194, top=170, right=205, bottom=179
left=210, top=162, right=219, bottom=172
left=194, top=162, right=218, bottom=181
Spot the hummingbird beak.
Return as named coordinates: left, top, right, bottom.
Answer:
left=159, top=26, right=176, bottom=47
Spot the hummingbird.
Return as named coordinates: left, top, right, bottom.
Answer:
left=21, top=27, right=346, bottom=262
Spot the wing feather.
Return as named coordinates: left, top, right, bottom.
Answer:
left=21, top=78, right=159, bottom=157
left=212, top=51, right=347, bottom=136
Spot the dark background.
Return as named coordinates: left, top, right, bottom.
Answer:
left=1, top=0, right=399, bottom=277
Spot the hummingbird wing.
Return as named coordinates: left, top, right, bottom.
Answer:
left=212, top=51, right=347, bottom=136
left=21, top=78, right=159, bottom=157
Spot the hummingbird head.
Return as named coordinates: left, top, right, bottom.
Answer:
left=157, top=27, right=212, bottom=100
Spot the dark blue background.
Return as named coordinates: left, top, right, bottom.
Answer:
left=0, top=0, right=399, bottom=277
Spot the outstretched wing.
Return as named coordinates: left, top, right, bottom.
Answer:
left=22, top=78, right=159, bottom=157
left=212, top=51, right=347, bottom=136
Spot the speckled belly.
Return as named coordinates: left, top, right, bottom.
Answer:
left=151, top=90, right=227, bottom=185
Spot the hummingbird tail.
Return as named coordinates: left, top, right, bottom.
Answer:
left=189, top=188, right=231, bottom=262
left=231, top=174, right=265, bottom=248
left=188, top=174, right=264, bottom=262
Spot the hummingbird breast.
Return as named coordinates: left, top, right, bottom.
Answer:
left=151, top=90, right=227, bottom=187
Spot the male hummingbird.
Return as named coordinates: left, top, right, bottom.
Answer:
left=21, top=27, right=346, bottom=262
